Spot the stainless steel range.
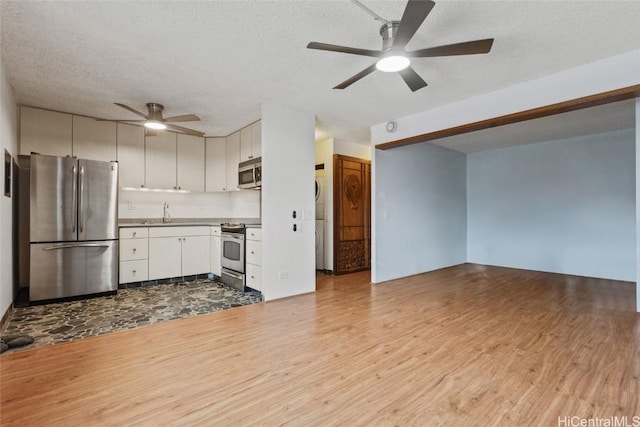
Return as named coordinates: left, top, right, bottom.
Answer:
left=220, top=223, right=246, bottom=292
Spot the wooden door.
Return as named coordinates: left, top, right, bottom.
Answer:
left=333, top=154, right=371, bottom=274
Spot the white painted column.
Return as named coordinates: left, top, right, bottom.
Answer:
left=261, top=103, right=316, bottom=301
left=636, top=97, right=640, bottom=312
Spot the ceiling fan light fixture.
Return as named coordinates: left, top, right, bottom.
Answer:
left=376, top=54, right=410, bottom=72
left=144, top=120, right=167, bottom=130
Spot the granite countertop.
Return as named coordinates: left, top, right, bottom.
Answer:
left=119, top=218, right=261, bottom=228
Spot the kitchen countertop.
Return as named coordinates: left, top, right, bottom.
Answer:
left=119, top=218, right=261, bottom=228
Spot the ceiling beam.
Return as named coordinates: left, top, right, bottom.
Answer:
left=376, top=84, right=640, bottom=150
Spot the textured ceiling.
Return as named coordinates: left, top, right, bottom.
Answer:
left=1, top=1, right=639, bottom=143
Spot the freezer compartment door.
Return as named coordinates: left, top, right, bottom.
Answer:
left=78, top=159, right=118, bottom=241
left=29, top=241, right=118, bottom=301
left=30, top=154, right=77, bottom=242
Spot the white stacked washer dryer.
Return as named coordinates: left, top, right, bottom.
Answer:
left=315, top=169, right=325, bottom=271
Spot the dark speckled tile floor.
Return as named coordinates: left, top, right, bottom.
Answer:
left=1, top=279, right=262, bottom=354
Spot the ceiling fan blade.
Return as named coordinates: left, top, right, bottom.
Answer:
left=392, top=0, right=436, bottom=49
left=163, top=114, right=201, bottom=123
left=114, top=103, right=148, bottom=119
left=399, top=66, right=428, bottom=92
left=333, top=63, right=378, bottom=90
left=95, top=118, right=146, bottom=122
left=307, top=42, right=382, bottom=57
left=408, top=38, right=494, bottom=57
left=166, top=123, right=205, bottom=137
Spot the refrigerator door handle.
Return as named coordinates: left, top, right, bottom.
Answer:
left=79, top=165, right=85, bottom=234
left=72, top=164, right=77, bottom=233
left=42, top=243, right=112, bottom=251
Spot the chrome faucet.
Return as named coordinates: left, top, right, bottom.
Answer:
left=163, top=202, right=172, bottom=223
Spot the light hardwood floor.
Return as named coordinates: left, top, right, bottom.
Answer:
left=1, top=264, right=638, bottom=426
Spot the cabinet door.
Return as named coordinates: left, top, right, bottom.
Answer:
left=225, top=131, right=240, bottom=191
left=148, top=237, right=182, bottom=280
left=246, top=263, right=262, bottom=291
left=246, top=240, right=261, bottom=266
left=177, top=134, right=205, bottom=192
left=145, top=132, right=177, bottom=190
left=205, top=137, right=226, bottom=192
left=120, top=260, right=149, bottom=284
left=210, top=235, right=221, bottom=276
left=72, top=116, right=117, bottom=161
left=20, top=107, right=72, bottom=156
left=117, top=123, right=145, bottom=188
left=251, top=121, right=261, bottom=159
left=240, top=126, right=252, bottom=162
left=181, top=235, right=210, bottom=276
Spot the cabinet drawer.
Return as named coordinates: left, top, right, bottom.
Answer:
left=210, top=226, right=221, bottom=237
left=246, top=240, right=261, bottom=266
left=120, top=239, right=148, bottom=261
left=119, top=227, right=148, bottom=239
left=246, top=262, right=262, bottom=291
left=246, top=227, right=261, bottom=241
left=149, top=226, right=210, bottom=238
left=120, top=260, right=148, bottom=283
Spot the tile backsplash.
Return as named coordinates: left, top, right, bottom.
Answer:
left=118, top=189, right=260, bottom=220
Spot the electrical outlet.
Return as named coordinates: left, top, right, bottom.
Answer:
left=279, top=271, right=288, bottom=279
left=127, top=201, right=136, bottom=211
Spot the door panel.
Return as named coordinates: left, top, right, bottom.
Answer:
left=30, top=155, right=77, bottom=242
left=30, top=241, right=118, bottom=301
left=78, top=159, right=118, bottom=241
left=148, top=237, right=182, bottom=280
left=334, top=154, right=371, bottom=274
left=182, top=235, right=210, bottom=276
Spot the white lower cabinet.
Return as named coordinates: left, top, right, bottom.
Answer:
left=148, top=237, right=182, bottom=280
left=120, top=260, right=149, bottom=283
left=245, top=227, right=262, bottom=291
left=148, top=226, right=211, bottom=280
left=119, top=227, right=149, bottom=284
left=210, top=226, right=221, bottom=277
left=182, top=236, right=210, bottom=276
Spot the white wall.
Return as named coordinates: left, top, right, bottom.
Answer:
left=262, top=103, right=315, bottom=300
left=334, top=138, right=371, bottom=161
left=636, top=98, right=640, bottom=311
left=0, top=60, right=19, bottom=319
left=372, top=143, right=467, bottom=283
left=118, top=190, right=260, bottom=220
left=467, top=129, right=635, bottom=282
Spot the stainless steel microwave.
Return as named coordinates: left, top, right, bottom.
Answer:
left=238, top=157, right=261, bottom=189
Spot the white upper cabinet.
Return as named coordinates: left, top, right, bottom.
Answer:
left=226, top=131, right=240, bottom=191
left=240, top=126, right=252, bottom=162
left=117, top=123, right=145, bottom=188
left=250, top=121, right=261, bottom=160
left=239, top=121, right=261, bottom=162
left=145, top=131, right=177, bottom=190
left=19, top=107, right=72, bottom=156
left=72, top=116, right=117, bottom=161
left=177, top=134, right=205, bottom=192
left=205, top=137, right=226, bottom=192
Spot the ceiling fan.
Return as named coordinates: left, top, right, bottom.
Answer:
left=100, top=103, right=204, bottom=137
left=307, top=0, right=494, bottom=92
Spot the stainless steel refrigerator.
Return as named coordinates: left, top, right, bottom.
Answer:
left=28, top=154, right=118, bottom=301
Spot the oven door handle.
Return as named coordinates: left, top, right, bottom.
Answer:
left=223, top=269, right=244, bottom=280
left=221, top=233, right=244, bottom=240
